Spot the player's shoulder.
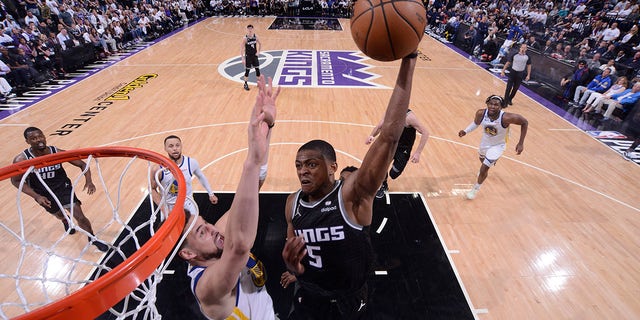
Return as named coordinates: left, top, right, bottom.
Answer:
left=12, top=152, right=27, bottom=163
left=502, top=110, right=526, bottom=120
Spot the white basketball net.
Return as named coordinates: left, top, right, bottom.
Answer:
left=0, top=151, right=194, bottom=319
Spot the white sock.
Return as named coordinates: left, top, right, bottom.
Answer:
left=473, top=183, right=481, bottom=190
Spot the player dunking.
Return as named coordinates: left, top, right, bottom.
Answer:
left=241, top=24, right=261, bottom=91
left=282, top=52, right=418, bottom=319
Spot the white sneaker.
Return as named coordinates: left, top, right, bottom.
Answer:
left=466, top=189, right=479, bottom=200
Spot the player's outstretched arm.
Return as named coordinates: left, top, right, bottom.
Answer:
left=197, top=75, right=279, bottom=305
left=346, top=53, right=418, bottom=226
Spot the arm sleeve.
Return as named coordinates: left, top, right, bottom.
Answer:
left=191, top=159, right=215, bottom=195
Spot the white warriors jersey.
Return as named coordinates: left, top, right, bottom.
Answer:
left=158, top=156, right=198, bottom=205
left=187, top=259, right=275, bottom=320
left=480, top=109, right=509, bottom=147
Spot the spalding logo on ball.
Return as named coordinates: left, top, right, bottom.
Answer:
left=350, top=0, right=427, bottom=61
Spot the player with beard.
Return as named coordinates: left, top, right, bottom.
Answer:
left=458, top=95, right=529, bottom=200
left=151, top=135, right=219, bottom=216
left=178, top=75, right=279, bottom=319
left=11, top=127, right=109, bottom=252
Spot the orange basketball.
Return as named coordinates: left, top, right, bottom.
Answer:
left=350, top=0, right=427, bottom=61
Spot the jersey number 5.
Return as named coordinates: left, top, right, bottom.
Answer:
left=306, top=245, right=322, bottom=268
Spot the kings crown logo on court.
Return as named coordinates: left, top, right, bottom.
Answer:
left=218, top=50, right=387, bottom=88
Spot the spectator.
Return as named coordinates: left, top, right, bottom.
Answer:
left=550, top=42, right=565, bottom=59
left=600, top=59, right=617, bottom=76
left=587, top=53, right=602, bottom=70
left=602, top=44, right=618, bottom=60
left=560, top=59, right=590, bottom=101
left=623, top=51, right=640, bottom=75
left=562, top=44, right=575, bottom=61
left=0, top=27, right=15, bottom=46
left=0, top=45, right=35, bottom=89
left=24, top=11, right=40, bottom=27
left=591, top=40, right=609, bottom=56
left=618, top=25, right=639, bottom=53
left=599, top=82, right=640, bottom=120
left=525, top=35, right=540, bottom=51
left=463, top=24, right=477, bottom=54
left=600, top=22, right=621, bottom=43
left=56, top=28, right=73, bottom=51
left=571, top=67, right=613, bottom=108
left=582, top=76, right=629, bottom=114
left=542, top=39, right=554, bottom=55
left=614, top=49, right=628, bottom=64
left=576, top=37, right=591, bottom=52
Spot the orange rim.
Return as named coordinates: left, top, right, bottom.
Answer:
left=1, top=146, right=186, bottom=320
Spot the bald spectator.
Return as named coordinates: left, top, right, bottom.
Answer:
left=587, top=53, right=602, bottom=70
left=600, top=22, right=621, bottom=43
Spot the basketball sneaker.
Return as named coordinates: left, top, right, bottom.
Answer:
left=466, top=188, right=479, bottom=200
left=62, top=219, right=76, bottom=234
left=243, top=82, right=249, bottom=91
left=90, top=237, right=109, bottom=252
left=375, top=180, right=388, bottom=199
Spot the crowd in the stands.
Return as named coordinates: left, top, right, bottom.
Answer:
left=427, top=0, right=640, bottom=130
left=2, top=0, right=639, bottom=131
left=0, top=0, right=208, bottom=102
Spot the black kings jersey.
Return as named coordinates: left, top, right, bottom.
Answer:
left=398, top=125, right=417, bottom=149
left=398, top=109, right=417, bottom=149
left=23, top=146, right=71, bottom=194
left=245, top=34, right=257, bottom=56
left=291, top=180, right=373, bottom=297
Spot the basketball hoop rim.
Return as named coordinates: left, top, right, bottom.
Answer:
left=2, top=146, right=186, bottom=320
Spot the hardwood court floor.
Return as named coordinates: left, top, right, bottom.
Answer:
left=1, top=16, right=639, bottom=319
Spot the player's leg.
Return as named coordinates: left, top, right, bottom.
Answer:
left=389, top=146, right=411, bottom=179
left=70, top=200, right=109, bottom=252
left=43, top=192, right=77, bottom=234
left=51, top=209, right=76, bottom=234
left=289, top=289, right=332, bottom=320
left=244, top=66, right=250, bottom=90
left=331, top=283, right=368, bottom=319
left=253, top=54, right=261, bottom=78
left=504, top=75, right=515, bottom=105
left=467, top=144, right=504, bottom=199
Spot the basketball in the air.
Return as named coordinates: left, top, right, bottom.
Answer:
left=350, top=0, right=427, bottom=61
